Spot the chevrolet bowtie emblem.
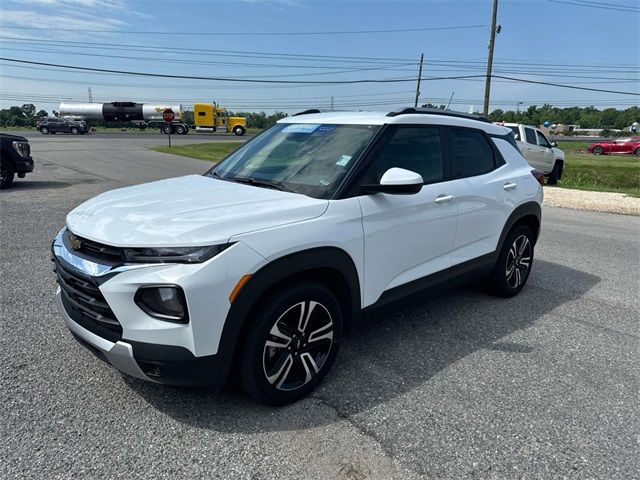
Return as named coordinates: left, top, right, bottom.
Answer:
left=69, top=234, right=82, bottom=251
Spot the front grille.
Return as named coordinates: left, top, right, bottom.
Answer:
left=53, top=257, right=122, bottom=342
left=63, top=229, right=123, bottom=264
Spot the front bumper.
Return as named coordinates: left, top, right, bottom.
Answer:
left=15, top=155, right=34, bottom=174
left=51, top=228, right=266, bottom=387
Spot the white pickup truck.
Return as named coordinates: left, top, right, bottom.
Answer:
left=498, top=123, right=565, bottom=185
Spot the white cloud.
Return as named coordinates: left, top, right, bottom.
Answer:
left=0, top=10, right=127, bottom=30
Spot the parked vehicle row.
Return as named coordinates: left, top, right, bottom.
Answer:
left=588, top=137, right=640, bottom=156
left=52, top=107, right=543, bottom=405
left=37, top=117, right=89, bottom=135
left=497, top=123, right=565, bottom=184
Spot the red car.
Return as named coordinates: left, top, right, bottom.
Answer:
left=588, top=137, right=640, bottom=156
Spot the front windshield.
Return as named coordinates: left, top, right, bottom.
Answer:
left=207, top=122, right=380, bottom=199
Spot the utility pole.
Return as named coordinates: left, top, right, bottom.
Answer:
left=88, top=87, right=93, bottom=103
left=483, top=0, right=499, bottom=117
left=446, top=91, right=455, bottom=110
left=414, top=53, right=424, bottom=108
left=330, top=96, right=334, bottom=112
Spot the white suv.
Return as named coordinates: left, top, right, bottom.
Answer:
left=52, top=108, right=543, bottom=405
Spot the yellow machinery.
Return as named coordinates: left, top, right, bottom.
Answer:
left=194, top=102, right=247, bottom=136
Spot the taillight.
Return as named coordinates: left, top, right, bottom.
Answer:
left=531, top=169, right=545, bottom=186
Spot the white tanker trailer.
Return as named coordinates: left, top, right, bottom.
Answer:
left=58, top=101, right=248, bottom=135
left=59, top=102, right=190, bottom=134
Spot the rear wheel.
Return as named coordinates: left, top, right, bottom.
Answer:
left=488, top=225, right=534, bottom=297
left=175, top=124, right=186, bottom=135
left=547, top=160, right=563, bottom=185
left=233, top=126, right=246, bottom=136
left=592, top=146, right=604, bottom=155
left=70, top=127, right=79, bottom=135
left=40, top=127, right=49, bottom=134
left=1, top=162, right=15, bottom=189
left=162, top=124, right=172, bottom=134
left=237, top=281, right=342, bottom=405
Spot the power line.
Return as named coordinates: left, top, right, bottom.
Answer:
left=493, top=75, right=640, bottom=95
left=547, top=0, right=640, bottom=12
left=0, top=24, right=490, bottom=36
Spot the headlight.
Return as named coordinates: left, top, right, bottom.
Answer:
left=123, top=244, right=231, bottom=264
left=135, top=286, right=188, bottom=323
left=12, top=141, right=30, bottom=158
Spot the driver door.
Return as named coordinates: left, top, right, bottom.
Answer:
left=357, top=125, right=458, bottom=306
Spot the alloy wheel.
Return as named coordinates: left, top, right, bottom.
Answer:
left=262, top=300, right=334, bottom=391
left=505, top=235, right=531, bottom=289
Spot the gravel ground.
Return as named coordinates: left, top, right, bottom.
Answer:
left=544, top=186, right=640, bottom=216
left=1, top=134, right=639, bottom=479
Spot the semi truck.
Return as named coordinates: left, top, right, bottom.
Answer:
left=58, top=102, right=247, bottom=136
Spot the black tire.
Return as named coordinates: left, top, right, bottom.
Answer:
left=50, top=131, right=56, bottom=134
left=547, top=160, right=563, bottom=185
left=40, top=127, right=49, bottom=134
left=634, top=148, right=640, bottom=157
left=162, top=124, right=172, bottom=134
left=175, top=124, right=186, bottom=135
left=592, top=146, right=604, bottom=155
left=70, top=127, right=79, bottom=135
left=233, top=126, right=246, bottom=136
left=237, top=281, right=342, bottom=406
left=1, top=162, right=15, bottom=189
left=488, top=225, right=534, bottom=298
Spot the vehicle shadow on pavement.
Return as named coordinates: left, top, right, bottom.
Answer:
left=124, top=259, right=600, bottom=431
left=3, top=180, right=71, bottom=191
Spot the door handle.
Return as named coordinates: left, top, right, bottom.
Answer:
left=503, top=182, right=517, bottom=191
left=434, top=194, right=454, bottom=204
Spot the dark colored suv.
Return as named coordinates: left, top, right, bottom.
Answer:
left=37, top=117, right=88, bottom=135
left=1, top=133, right=34, bottom=189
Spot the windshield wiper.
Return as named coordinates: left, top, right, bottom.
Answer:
left=228, top=176, right=293, bottom=192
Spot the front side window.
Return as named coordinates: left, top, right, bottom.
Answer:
left=361, top=126, right=444, bottom=185
left=536, top=130, right=551, bottom=148
left=209, top=122, right=380, bottom=199
left=507, top=126, right=520, bottom=140
left=449, top=128, right=496, bottom=178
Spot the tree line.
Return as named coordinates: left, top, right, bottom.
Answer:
left=2, top=103, right=637, bottom=131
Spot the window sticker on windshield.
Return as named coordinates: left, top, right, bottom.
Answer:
left=282, top=124, right=320, bottom=134
left=336, top=155, right=352, bottom=166
left=319, top=179, right=330, bottom=186
left=316, top=125, right=337, bottom=134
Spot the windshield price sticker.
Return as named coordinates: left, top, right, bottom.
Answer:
left=282, top=124, right=321, bottom=134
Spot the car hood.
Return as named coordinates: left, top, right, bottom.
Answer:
left=0, top=133, right=28, bottom=142
left=66, top=175, right=329, bottom=247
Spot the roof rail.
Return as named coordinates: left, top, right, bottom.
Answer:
left=386, top=107, right=490, bottom=123
left=292, top=109, right=321, bottom=117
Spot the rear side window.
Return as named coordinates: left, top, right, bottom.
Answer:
left=525, top=127, right=537, bottom=144
left=362, top=126, right=444, bottom=184
left=448, top=128, right=496, bottom=178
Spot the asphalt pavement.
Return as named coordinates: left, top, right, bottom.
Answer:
left=1, top=134, right=638, bottom=479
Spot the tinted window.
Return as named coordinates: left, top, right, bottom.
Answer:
left=525, top=127, right=537, bottom=144
left=536, top=130, right=551, bottom=148
left=449, top=128, right=495, bottom=177
left=362, top=126, right=443, bottom=184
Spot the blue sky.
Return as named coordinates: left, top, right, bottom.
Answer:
left=0, top=0, right=638, bottom=114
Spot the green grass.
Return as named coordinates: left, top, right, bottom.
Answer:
left=151, top=142, right=244, bottom=163
left=556, top=141, right=592, bottom=154
left=556, top=152, right=640, bottom=197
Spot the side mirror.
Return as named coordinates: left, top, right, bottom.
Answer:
left=550, top=141, right=558, bottom=147
left=361, top=167, right=423, bottom=195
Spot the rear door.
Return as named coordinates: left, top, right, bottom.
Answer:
left=357, top=125, right=458, bottom=306
left=446, top=127, right=514, bottom=266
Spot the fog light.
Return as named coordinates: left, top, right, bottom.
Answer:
left=135, top=286, right=189, bottom=323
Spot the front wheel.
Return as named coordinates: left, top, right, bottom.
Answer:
left=592, top=146, right=604, bottom=155
left=237, top=281, right=342, bottom=405
left=70, top=127, right=79, bottom=135
left=547, top=160, right=563, bottom=185
left=40, top=127, right=49, bottom=134
left=488, top=225, right=534, bottom=297
left=233, top=126, right=245, bottom=136
left=634, top=148, right=640, bottom=157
